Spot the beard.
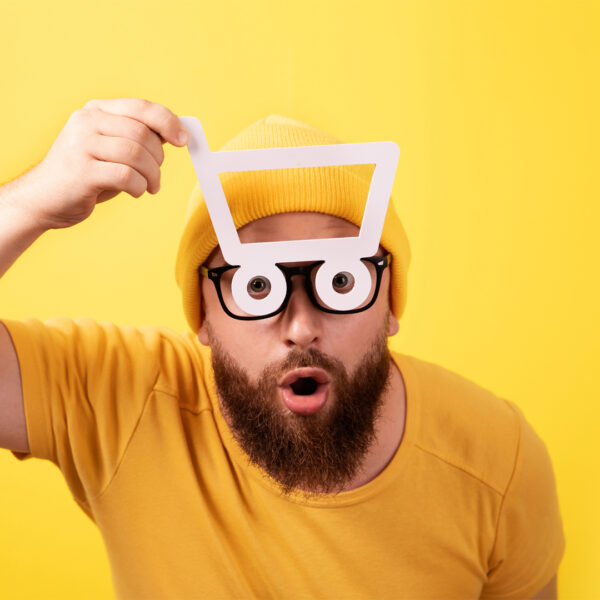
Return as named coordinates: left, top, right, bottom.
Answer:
left=207, top=322, right=393, bottom=497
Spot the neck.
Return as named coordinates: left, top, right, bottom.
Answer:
left=336, top=360, right=406, bottom=492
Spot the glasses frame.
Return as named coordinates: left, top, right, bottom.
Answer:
left=199, top=254, right=392, bottom=321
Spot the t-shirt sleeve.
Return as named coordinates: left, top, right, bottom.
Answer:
left=479, top=402, right=566, bottom=599
left=1, top=316, right=162, bottom=504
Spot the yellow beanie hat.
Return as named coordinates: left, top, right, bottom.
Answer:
left=175, top=115, right=411, bottom=333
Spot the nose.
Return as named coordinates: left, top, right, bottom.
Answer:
left=279, top=274, right=322, bottom=349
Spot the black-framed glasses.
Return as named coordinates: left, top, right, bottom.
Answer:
left=198, top=254, right=392, bottom=321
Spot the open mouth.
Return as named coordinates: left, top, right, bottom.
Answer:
left=278, top=368, right=330, bottom=415
left=291, top=377, right=318, bottom=395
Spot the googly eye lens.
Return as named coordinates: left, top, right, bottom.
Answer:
left=314, top=259, right=372, bottom=311
left=332, top=271, right=355, bottom=293
left=247, top=276, right=271, bottom=298
left=230, top=265, right=287, bottom=316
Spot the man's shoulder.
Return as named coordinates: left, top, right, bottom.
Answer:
left=3, top=316, right=214, bottom=410
left=74, top=318, right=215, bottom=412
left=394, top=352, right=523, bottom=496
left=127, top=323, right=214, bottom=409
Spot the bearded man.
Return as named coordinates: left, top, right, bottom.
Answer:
left=0, top=98, right=564, bottom=599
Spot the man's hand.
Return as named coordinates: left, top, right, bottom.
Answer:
left=13, top=98, right=189, bottom=231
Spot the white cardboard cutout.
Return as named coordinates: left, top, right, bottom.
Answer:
left=179, top=116, right=400, bottom=315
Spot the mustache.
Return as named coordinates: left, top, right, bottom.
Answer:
left=261, top=347, right=346, bottom=383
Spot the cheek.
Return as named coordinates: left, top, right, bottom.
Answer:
left=350, top=273, right=393, bottom=343
left=318, top=311, right=387, bottom=372
left=213, top=324, right=277, bottom=380
left=201, top=282, right=274, bottom=369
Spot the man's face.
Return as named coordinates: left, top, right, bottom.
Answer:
left=199, top=212, right=399, bottom=495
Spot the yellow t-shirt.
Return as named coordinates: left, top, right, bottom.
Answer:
left=2, top=316, right=565, bottom=600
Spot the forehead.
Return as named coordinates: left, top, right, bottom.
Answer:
left=240, top=212, right=359, bottom=242
left=206, top=212, right=360, bottom=265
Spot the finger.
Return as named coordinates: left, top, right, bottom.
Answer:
left=89, top=134, right=161, bottom=194
left=90, top=109, right=165, bottom=167
left=83, top=98, right=189, bottom=147
left=92, top=160, right=149, bottom=199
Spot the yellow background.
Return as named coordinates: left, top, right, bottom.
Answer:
left=1, top=0, right=598, bottom=598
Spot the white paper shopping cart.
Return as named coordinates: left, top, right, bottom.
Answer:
left=179, top=116, right=400, bottom=316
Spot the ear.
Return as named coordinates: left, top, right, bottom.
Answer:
left=386, top=270, right=399, bottom=336
left=198, top=318, right=210, bottom=346
left=197, top=295, right=210, bottom=346
left=387, top=311, right=399, bottom=337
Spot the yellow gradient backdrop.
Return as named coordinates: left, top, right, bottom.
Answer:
left=1, top=1, right=597, bottom=598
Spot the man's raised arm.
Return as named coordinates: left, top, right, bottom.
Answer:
left=0, top=97, right=190, bottom=453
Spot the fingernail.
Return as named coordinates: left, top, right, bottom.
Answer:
left=178, top=130, right=189, bottom=144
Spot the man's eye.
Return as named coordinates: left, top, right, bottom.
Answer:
left=247, top=276, right=271, bottom=298
left=332, top=271, right=355, bottom=293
